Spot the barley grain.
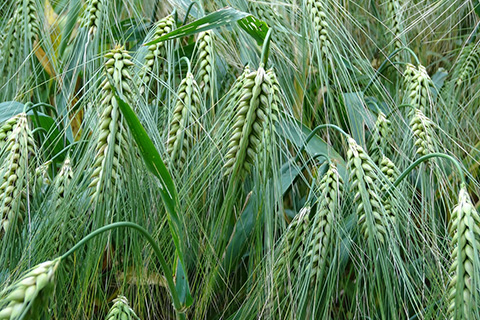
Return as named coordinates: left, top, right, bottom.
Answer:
left=0, top=258, right=61, bottom=320
left=166, top=71, right=201, bottom=169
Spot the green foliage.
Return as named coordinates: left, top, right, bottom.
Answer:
left=0, top=0, right=479, bottom=319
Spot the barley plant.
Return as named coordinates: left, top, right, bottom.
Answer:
left=0, top=0, right=479, bottom=319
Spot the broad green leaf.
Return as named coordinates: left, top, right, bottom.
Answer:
left=59, top=0, right=82, bottom=57
left=281, top=120, right=347, bottom=179
left=343, top=92, right=368, bottom=147
left=474, top=0, right=480, bottom=19
left=0, top=102, right=25, bottom=123
left=144, top=7, right=268, bottom=46
left=237, top=15, right=269, bottom=46
left=145, top=7, right=249, bottom=45
left=431, top=68, right=448, bottom=99
left=114, top=92, right=192, bottom=308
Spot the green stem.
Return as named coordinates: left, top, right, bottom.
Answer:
left=294, top=124, right=350, bottom=163
left=364, top=47, right=420, bottom=93
left=183, top=1, right=200, bottom=25
left=391, top=153, right=466, bottom=188
left=61, top=222, right=185, bottom=319
left=387, top=103, right=413, bottom=117
left=180, top=56, right=192, bottom=74
left=260, top=28, right=273, bottom=67
left=26, top=102, right=59, bottom=118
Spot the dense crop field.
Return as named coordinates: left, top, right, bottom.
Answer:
left=0, top=0, right=480, bottom=319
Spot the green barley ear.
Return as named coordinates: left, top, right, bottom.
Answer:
left=222, top=65, right=251, bottom=119
left=274, top=205, right=312, bottom=291
left=12, top=0, right=40, bottom=43
left=0, top=258, right=61, bottom=320
left=0, top=113, right=36, bottom=235
left=50, top=157, right=76, bottom=263
left=89, top=46, right=134, bottom=203
left=455, top=43, right=480, bottom=87
left=406, top=64, right=433, bottom=115
left=166, top=71, right=201, bottom=169
left=386, top=0, right=405, bottom=61
left=82, top=0, right=105, bottom=38
left=305, top=0, right=332, bottom=61
left=446, top=186, right=480, bottom=319
left=223, top=65, right=280, bottom=178
left=304, top=163, right=343, bottom=285
left=195, top=30, right=215, bottom=99
left=105, top=295, right=140, bottom=320
left=368, top=111, right=392, bottom=165
left=0, top=117, right=23, bottom=151
left=1, top=0, right=40, bottom=82
left=34, top=162, right=50, bottom=194
left=247, top=2, right=281, bottom=27
left=409, top=108, right=436, bottom=156
left=140, top=14, right=175, bottom=94
left=379, top=155, right=399, bottom=224
left=53, top=158, right=73, bottom=205
left=347, top=137, right=388, bottom=244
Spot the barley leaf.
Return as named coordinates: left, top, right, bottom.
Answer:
left=474, top=0, right=480, bottom=19
left=144, top=7, right=268, bottom=46
left=237, top=15, right=269, bottom=45
left=114, top=91, right=192, bottom=308
left=344, top=92, right=368, bottom=147
left=281, top=120, right=347, bottom=178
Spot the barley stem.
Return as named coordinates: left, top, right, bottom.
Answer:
left=294, top=123, right=350, bottom=163
left=261, top=29, right=273, bottom=67
left=183, top=1, right=200, bottom=25
left=60, top=222, right=186, bottom=319
left=364, top=47, right=420, bottom=93
left=390, top=153, right=466, bottom=189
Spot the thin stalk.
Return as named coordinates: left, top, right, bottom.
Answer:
left=183, top=1, right=200, bottom=25
left=294, top=123, right=350, bottom=163
left=261, top=28, right=273, bottom=67
left=61, top=222, right=186, bottom=320
left=385, top=154, right=466, bottom=199
left=364, top=47, right=421, bottom=93
left=179, top=56, right=192, bottom=74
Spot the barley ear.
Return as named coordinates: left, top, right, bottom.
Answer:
left=386, top=0, right=405, bottom=61
left=406, top=64, right=433, bottom=116
left=0, top=113, right=36, bottom=235
left=140, top=14, right=175, bottom=94
left=166, top=71, right=201, bottom=169
left=368, top=111, right=392, bottom=165
left=105, top=295, right=140, bottom=320
left=446, top=186, right=480, bottom=319
left=379, top=155, right=399, bottom=224
left=0, top=258, right=61, bottom=320
left=409, top=108, right=436, bottom=157
left=223, top=65, right=280, bottom=178
left=82, top=0, right=105, bottom=38
left=305, top=0, right=332, bottom=61
left=195, top=30, right=215, bottom=99
left=89, top=46, right=134, bottom=204
left=274, top=205, right=312, bottom=293
left=347, top=137, right=388, bottom=244
left=455, top=43, right=480, bottom=87
left=304, top=163, right=343, bottom=286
